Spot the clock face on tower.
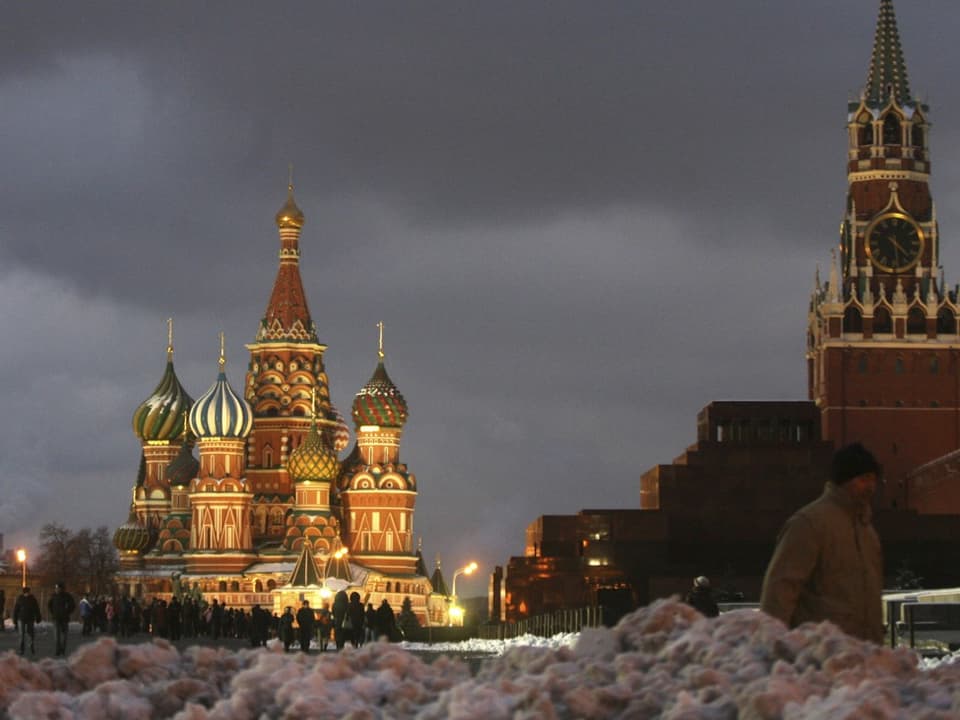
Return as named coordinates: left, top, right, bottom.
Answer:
left=865, top=212, right=924, bottom=272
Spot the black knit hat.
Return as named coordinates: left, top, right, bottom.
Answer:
left=832, top=442, right=881, bottom=484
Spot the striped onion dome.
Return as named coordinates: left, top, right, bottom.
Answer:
left=189, top=345, right=253, bottom=439
left=288, top=420, right=340, bottom=482
left=132, top=359, right=193, bottom=442
left=164, top=441, right=199, bottom=487
left=352, top=360, right=408, bottom=428
left=326, top=403, right=351, bottom=452
left=113, top=506, right=153, bottom=553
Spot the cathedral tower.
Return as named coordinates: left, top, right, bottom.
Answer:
left=130, top=320, right=193, bottom=530
left=808, top=0, right=960, bottom=508
left=185, top=335, right=256, bottom=573
left=339, top=325, right=419, bottom=574
left=244, top=181, right=349, bottom=543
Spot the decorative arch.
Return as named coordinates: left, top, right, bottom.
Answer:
left=843, top=305, right=863, bottom=333
left=907, top=306, right=926, bottom=334
left=874, top=306, right=893, bottom=334
left=937, top=307, right=957, bottom=336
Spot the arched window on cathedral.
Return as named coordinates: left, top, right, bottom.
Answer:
left=858, top=121, right=873, bottom=147
left=263, top=445, right=273, bottom=469
left=907, top=306, right=926, bottom=334
left=937, top=308, right=957, bottom=336
left=858, top=353, right=868, bottom=373
left=883, top=113, right=901, bottom=145
left=255, top=580, right=263, bottom=593
left=844, top=306, right=863, bottom=333
left=874, top=307, right=893, bottom=334
left=930, top=356, right=940, bottom=375
left=895, top=356, right=905, bottom=374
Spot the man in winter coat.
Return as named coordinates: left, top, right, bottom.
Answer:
left=13, top=586, right=41, bottom=655
left=760, top=442, right=884, bottom=643
left=48, top=581, right=77, bottom=657
left=332, top=590, right=349, bottom=650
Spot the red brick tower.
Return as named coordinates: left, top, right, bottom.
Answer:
left=339, top=324, right=419, bottom=574
left=808, top=0, right=960, bottom=508
left=244, top=181, right=349, bottom=543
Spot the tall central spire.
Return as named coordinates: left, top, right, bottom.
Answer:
left=256, top=179, right=318, bottom=343
left=863, top=0, right=911, bottom=108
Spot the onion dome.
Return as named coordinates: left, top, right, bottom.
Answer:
left=113, top=505, right=153, bottom=554
left=326, top=403, right=351, bottom=452
left=189, top=335, right=253, bottom=439
left=352, top=360, right=408, bottom=428
left=275, top=182, right=305, bottom=229
left=164, top=441, right=199, bottom=487
left=288, top=420, right=340, bottom=482
left=132, top=321, right=193, bottom=442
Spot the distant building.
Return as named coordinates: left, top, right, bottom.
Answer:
left=504, top=402, right=833, bottom=620
left=113, top=184, right=450, bottom=623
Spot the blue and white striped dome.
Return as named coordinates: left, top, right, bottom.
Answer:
left=189, top=345, right=253, bottom=439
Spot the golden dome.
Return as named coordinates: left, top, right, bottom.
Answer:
left=275, top=183, right=305, bottom=229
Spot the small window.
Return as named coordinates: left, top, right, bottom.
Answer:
left=858, top=354, right=868, bottom=373
left=859, top=122, right=873, bottom=146
left=895, top=357, right=905, bottom=374
left=931, top=356, right=940, bottom=374
left=883, top=113, right=901, bottom=145
left=912, top=124, right=924, bottom=148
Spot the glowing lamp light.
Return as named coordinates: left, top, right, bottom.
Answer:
left=449, top=605, right=464, bottom=625
left=319, top=586, right=332, bottom=600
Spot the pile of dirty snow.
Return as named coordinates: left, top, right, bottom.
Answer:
left=2, top=598, right=959, bottom=719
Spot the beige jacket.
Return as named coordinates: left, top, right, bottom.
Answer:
left=760, top=482, right=884, bottom=643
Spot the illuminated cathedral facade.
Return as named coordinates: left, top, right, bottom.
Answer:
left=113, top=185, right=448, bottom=624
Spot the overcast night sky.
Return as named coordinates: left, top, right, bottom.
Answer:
left=2, top=1, right=960, bottom=597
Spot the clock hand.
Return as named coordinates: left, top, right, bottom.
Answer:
left=888, top=235, right=908, bottom=255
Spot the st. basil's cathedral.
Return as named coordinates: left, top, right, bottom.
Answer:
left=112, top=184, right=446, bottom=624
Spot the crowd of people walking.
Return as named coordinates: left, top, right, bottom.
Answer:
left=4, top=583, right=406, bottom=655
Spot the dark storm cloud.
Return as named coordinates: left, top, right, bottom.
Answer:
left=3, top=1, right=960, bottom=591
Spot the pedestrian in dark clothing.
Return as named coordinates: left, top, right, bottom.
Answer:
left=279, top=607, right=295, bottom=652
left=332, top=590, right=349, bottom=649
left=13, top=587, right=41, bottom=656
left=365, top=603, right=378, bottom=643
left=210, top=599, right=223, bottom=640
left=347, top=592, right=365, bottom=648
left=250, top=604, right=270, bottom=647
left=685, top=576, right=720, bottom=617
left=168, top=597, right=183, bottom=641
left=296, top=600, right=315, bottom=653
left=48, top=581, right=76, bottom=657
left=761, top=442, right=884, bottom=643
left=377, top=599, right=400, bottom=642
left=317, top=602, right=333, bottom=651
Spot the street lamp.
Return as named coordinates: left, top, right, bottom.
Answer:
left=451, top=561, right=478, bottom=599
left=16, top=549, right=26, bottom=588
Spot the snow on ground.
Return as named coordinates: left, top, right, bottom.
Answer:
left=2, top=598, right=960, bottom=718
left=401, top=632, right=578, bottom=655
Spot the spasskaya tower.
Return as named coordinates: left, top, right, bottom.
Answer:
left=808, top=0, right=960, bottom=509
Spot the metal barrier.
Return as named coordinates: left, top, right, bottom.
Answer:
left=474, top=606, right=608, bottom=640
